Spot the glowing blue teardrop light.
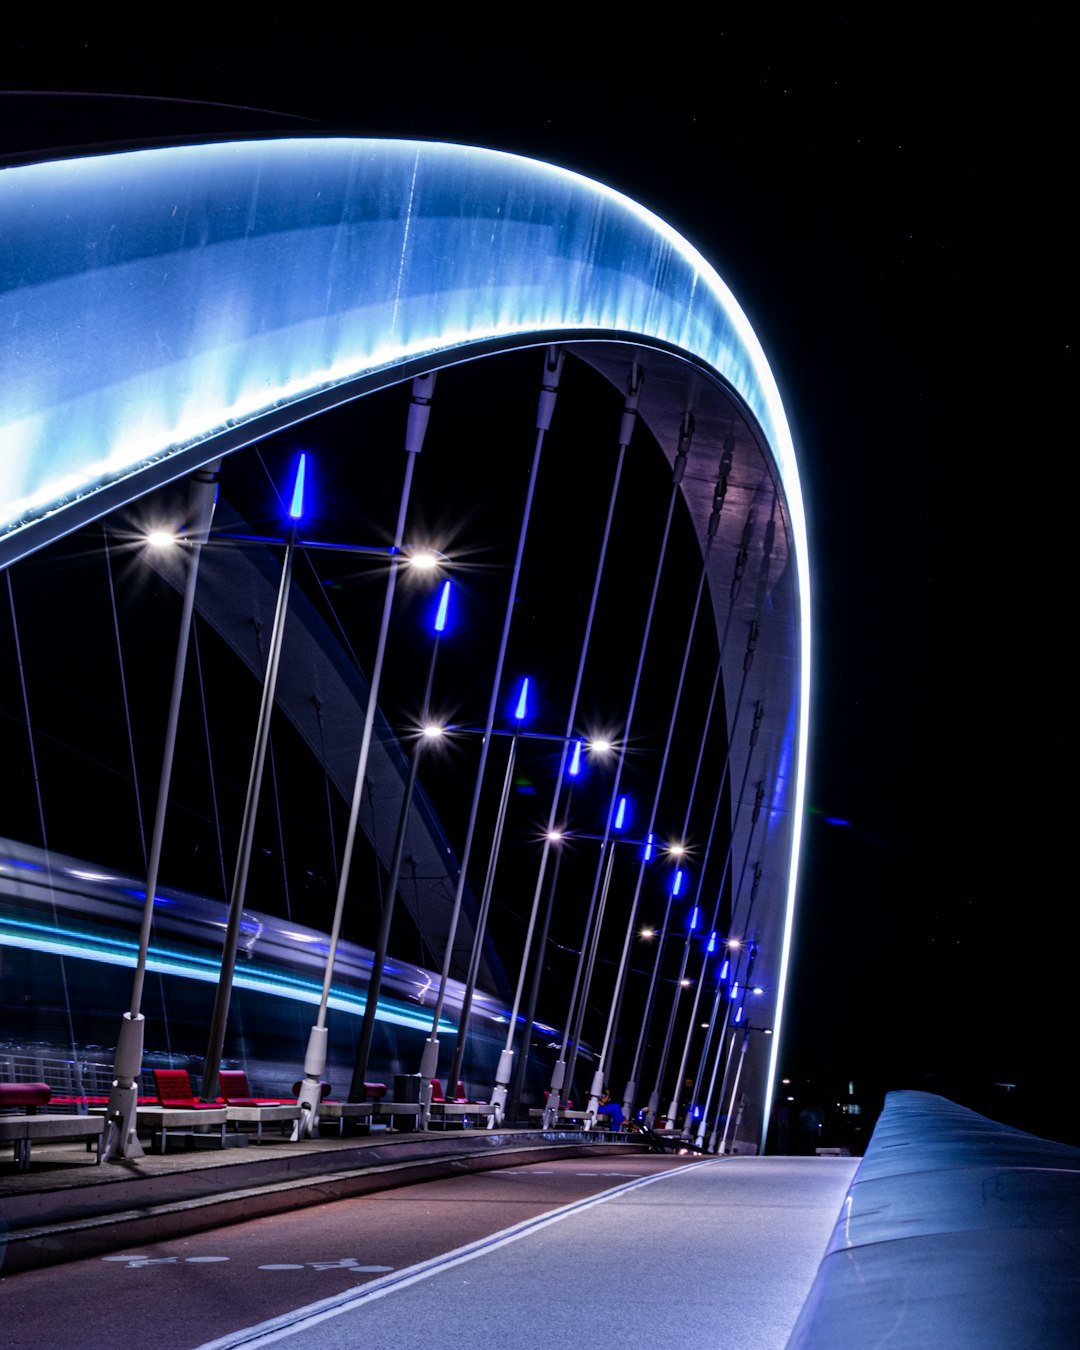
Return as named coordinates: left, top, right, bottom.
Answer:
left=719, top=958, right=730, bottom=981
left=707, top=931, right=717, bottom=953
left=734, top=1006, right=744, bottom=1024
left=672, top=868, right=684, bottom=897
left=614, top=797, right=627, bottom=831
left=289, top=452, right=307, bottom=520
left=568, top=738, right=583, bottom=777
left=731, top=981, right=740, bottom=1001
left=434, top=580, right=451, bottom=633
left=688, top=905, right=700, bottom=930
left=514, top=678, right=530, bottom=722
left=643, top=831, right=654, bottom=862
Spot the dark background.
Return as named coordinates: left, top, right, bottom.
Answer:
left=2, top=19, right=1069, bottom=1143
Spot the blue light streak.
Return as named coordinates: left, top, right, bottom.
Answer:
left=643, top=831, right=654, bottom=862
left=614, top=797, right=627, bottom=831
left=672, top=868, right=684, bottom=897
left=568, top=738, right=583, bottom=777
left=434, top=580, right=451, bottom=633
left=514, top=678, right=530, bottom=722
left=289, top=452, right=307, bottom=520
left=707, top=931, right=717, bottom=953
left=689, top=905, right=700, bottom=930
left=0, top=917, right=455, bottom=1034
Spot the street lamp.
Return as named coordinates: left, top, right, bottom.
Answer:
left=103, top=460, right=221, bottom=1160
left=347, top=580, right=452, bottom=1102
left=202, top=453, right=307, bottom=1104
left=295, top=372, right=437, bottom=1138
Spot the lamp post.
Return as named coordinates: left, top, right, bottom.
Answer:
left=202, top=454, right=307, bottom=1103
left=295, top=372, right=436, bottom=1138
left=415, top=348, right=564, bottom=1127
left=488, top=363, right=646, bottom=1124
left=444, top=678, right=531, bottom=1100
left=347, top=580, right=452, bottom=1102
left=103, top=463, right=220, bottom=1159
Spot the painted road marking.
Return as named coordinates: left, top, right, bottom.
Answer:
left=196, top=1159, right=714, bottom=1349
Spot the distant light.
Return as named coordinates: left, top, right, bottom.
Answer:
left=681, top=979, right=691, bottom=987
left=547, top=830, right=563, bottom=843
left=753, top=986, right=764, bottom=995
left=643, top=831, right=654, bottom=862
left=434, top=580, right=451, bottom=633
left=728, top=938, right=741, bottom=949
left=422, top=723, right=445, bottom=739
left=719, top=959, right=729, bottom=981
left=288, top=452, right=307, bottom=520
left=688, top=905, right=700, bottom=930
left=614, top=797, right=627, bottom=830
left=514, top=678, right=530, bottom=722
left=146, top=529, right=179, bottom=550
left=568, top=739, right=583, bottom=777
left=700, top=1022, right=710, bottom=1028
left=640, top=928, right=656, bottom=939
left=764, top=1028, right=772, bottom=1035
left=707, top=931, right=717, bottom=953
left=668, top=843, right=686, bottom=857
left=408, top=549, right=440, bottom=571
left=589, top=738, right=613, bottom=754
left=672, top=868, right=684, bottom=897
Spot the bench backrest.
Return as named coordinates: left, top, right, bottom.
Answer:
left=152, top=1068, right=198, bottom=1107
left=218, top=1069, right=258, bottom=1105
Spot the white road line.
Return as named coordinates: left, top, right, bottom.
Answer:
left=195, top=1159, right=714, bottom=1349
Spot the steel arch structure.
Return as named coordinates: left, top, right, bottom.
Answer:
left=0, top=137, right=808, bottom=1150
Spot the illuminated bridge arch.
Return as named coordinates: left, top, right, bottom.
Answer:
left=0, top=137, right=808, bottom=1149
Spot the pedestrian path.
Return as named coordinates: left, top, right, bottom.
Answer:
left=196, top=1157, right=857, bottom=1350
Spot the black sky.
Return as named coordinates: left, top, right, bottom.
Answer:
left=2, top=19, right=1070, bottom=1141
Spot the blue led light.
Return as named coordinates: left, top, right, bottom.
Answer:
left=514, top=678, right=530, bottom=722
left=719, top=958, right=729, bottom=981
left=434, top=580, right=451, bottom=633
left=688, top=905, right=700, bottom=930
left=731, top=981, right=740, bottom=1000
left=707, top=931, right=717, bottom=953
left=614, top=797, right=627, bottom=831
left=644, top=831, right=654, bottom=862
left=672, top=868, right=684, bottom=897
left=568, top=738, right=583, bottom=777
left=289, top=452, right=307, bottom=520
left=735, top=1006, right=744, bottom=1024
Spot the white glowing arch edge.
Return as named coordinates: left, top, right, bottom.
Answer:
left=0, top=137, right=808, bottom=1140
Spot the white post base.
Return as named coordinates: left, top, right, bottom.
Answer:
left=104, top=1012, right=146, bottom=1160
left=293, top=1024, right=329, bottom=1139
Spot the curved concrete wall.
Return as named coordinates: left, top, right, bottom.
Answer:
left=788, top=1091, right=1080, bottom=1347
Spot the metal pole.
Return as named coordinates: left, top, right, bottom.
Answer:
left=445, top=730, right=518, bottom=1098
left=202, top=503, right=299, bottom=1104
left=683, top=864, right=761, bottom=1133
left=720, top=1029, right=751, bottom=1153
left=347, top=613, right=444, bottom=1101
left=103, top=464, right=220, bottom=1160
left=583, top=415, right=705, bottom=1121
left=295, top=373, right=435, bottom=1138
left=415, top=348, right=563, bottom=1128
left=486, top=401, right=631, bottom=1123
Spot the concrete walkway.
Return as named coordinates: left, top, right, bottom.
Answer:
left=195, top=1157, right=858, bottom=1350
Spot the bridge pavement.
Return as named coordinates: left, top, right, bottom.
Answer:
left=3, top=1153, right=856, bottom=1349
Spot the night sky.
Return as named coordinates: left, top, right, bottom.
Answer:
left=2, top=21, right=1069, bottom=1143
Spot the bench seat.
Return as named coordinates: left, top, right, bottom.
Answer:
left=0, top=1112, right=104, bottom=1170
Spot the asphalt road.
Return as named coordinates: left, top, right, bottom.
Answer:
left=3, top=1154, right=856, bottom=1349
